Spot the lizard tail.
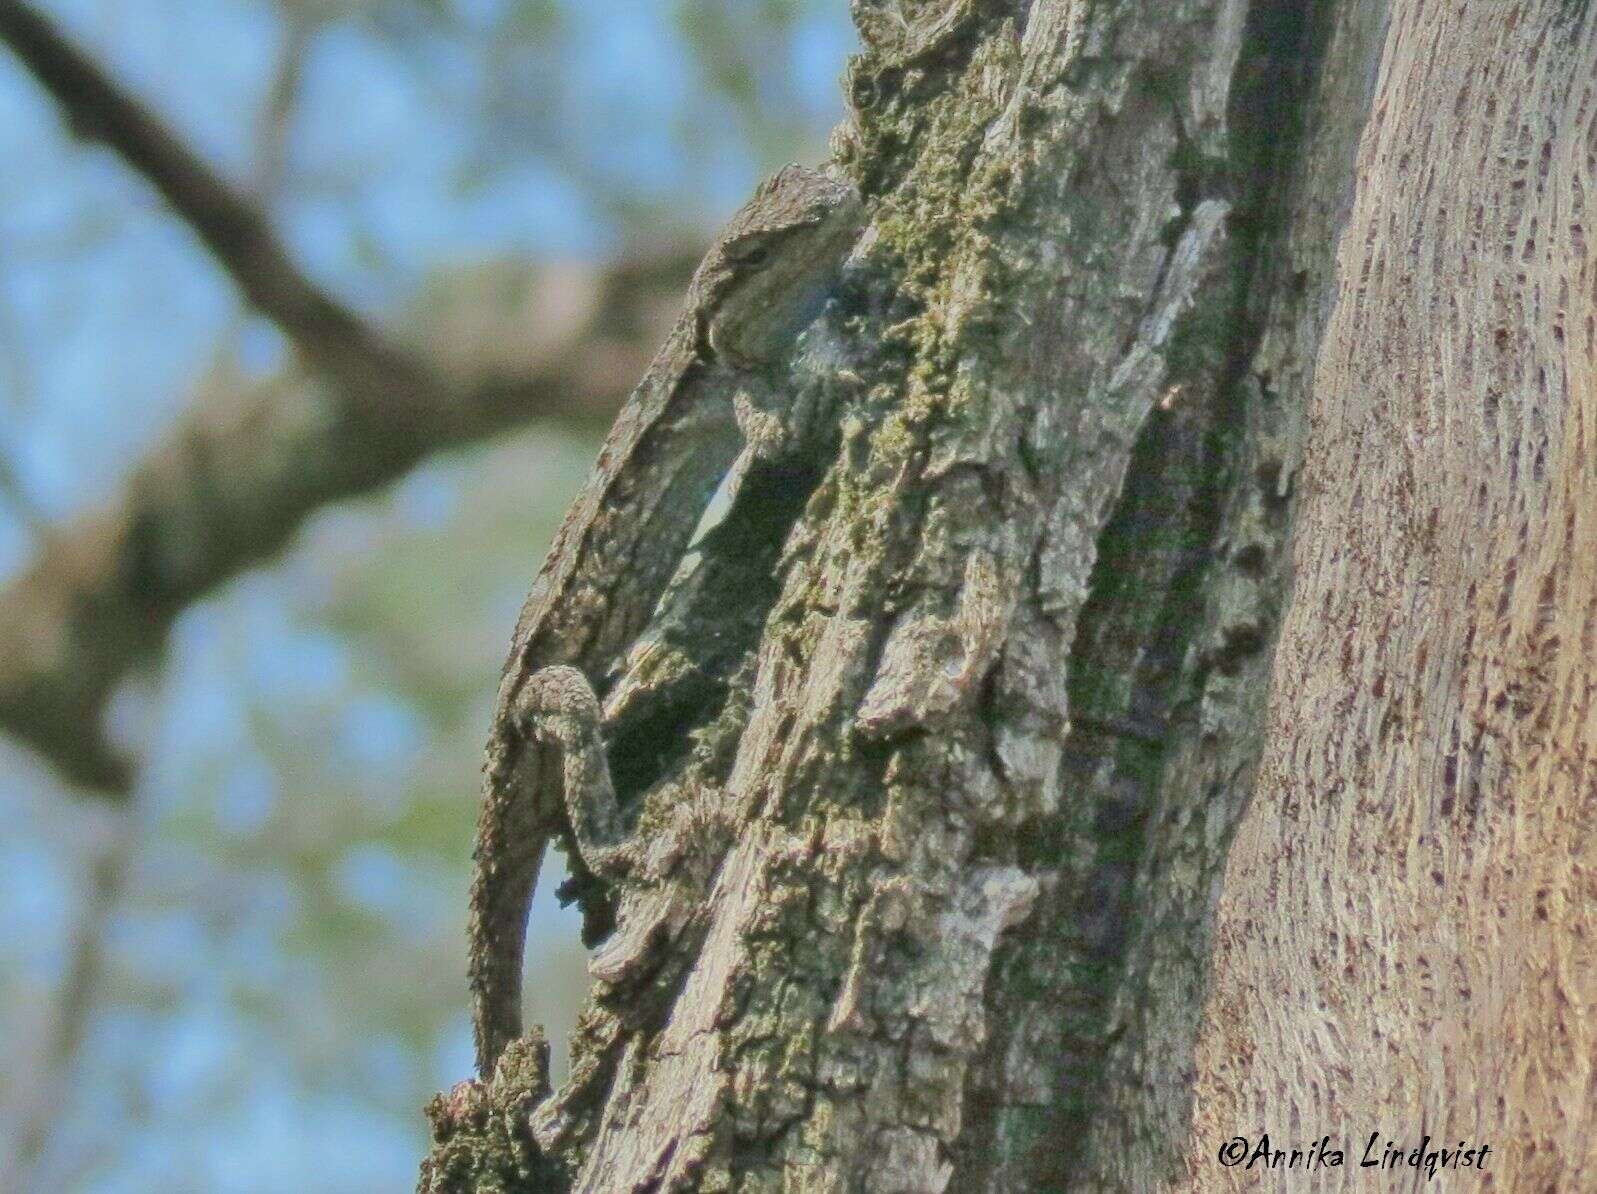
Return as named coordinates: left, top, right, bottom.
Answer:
left=467, top=766, right=550, bottom=1077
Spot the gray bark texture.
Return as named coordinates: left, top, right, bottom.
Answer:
left=420, top=0, right=1596, bottom=1190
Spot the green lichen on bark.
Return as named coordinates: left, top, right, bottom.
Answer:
left=1070, top=0, right=1375, bottom=1186
left=938, top=0, right=1339, bottom=1185
left=422, top=0, right=1355, bottom=1188
left=417, top=1031, right=561, bottom=1193
left=834, top=4, right=1023, bottom=450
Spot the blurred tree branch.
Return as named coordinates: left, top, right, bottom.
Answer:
left=0, top=0, right=441, bottom=422
left=0, top=16, right=327, bottom=1184
left=3, top=804, right=134, bottom=1192
left=248, top=1, right=313, bottom=200
left=0, top=1, right=699, bottom=794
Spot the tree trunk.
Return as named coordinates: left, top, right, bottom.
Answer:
left=1185, top=1, right=1597, bottom=1188
left=420, top=0, right=1595, bottom=1189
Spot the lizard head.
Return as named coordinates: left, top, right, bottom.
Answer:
left=699, top=164, right=866, bottom=369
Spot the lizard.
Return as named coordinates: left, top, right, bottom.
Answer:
left=468, top=165, right=866, bottom=1079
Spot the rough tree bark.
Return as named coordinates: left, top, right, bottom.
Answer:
left=1187, top=2, right=1597, bottom=1188
left=420, top=0, right=1594, bottom=1190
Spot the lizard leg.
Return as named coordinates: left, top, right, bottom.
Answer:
left=732, top=387, right=789, bottom=462
left=518, top=665, right=630, bottom=880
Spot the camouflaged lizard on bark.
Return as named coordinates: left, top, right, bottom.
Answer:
left=468, top=165, right=865, bottom=1079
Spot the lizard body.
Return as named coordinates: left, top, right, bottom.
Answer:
left=469, top=165, right=864, bottom=1077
